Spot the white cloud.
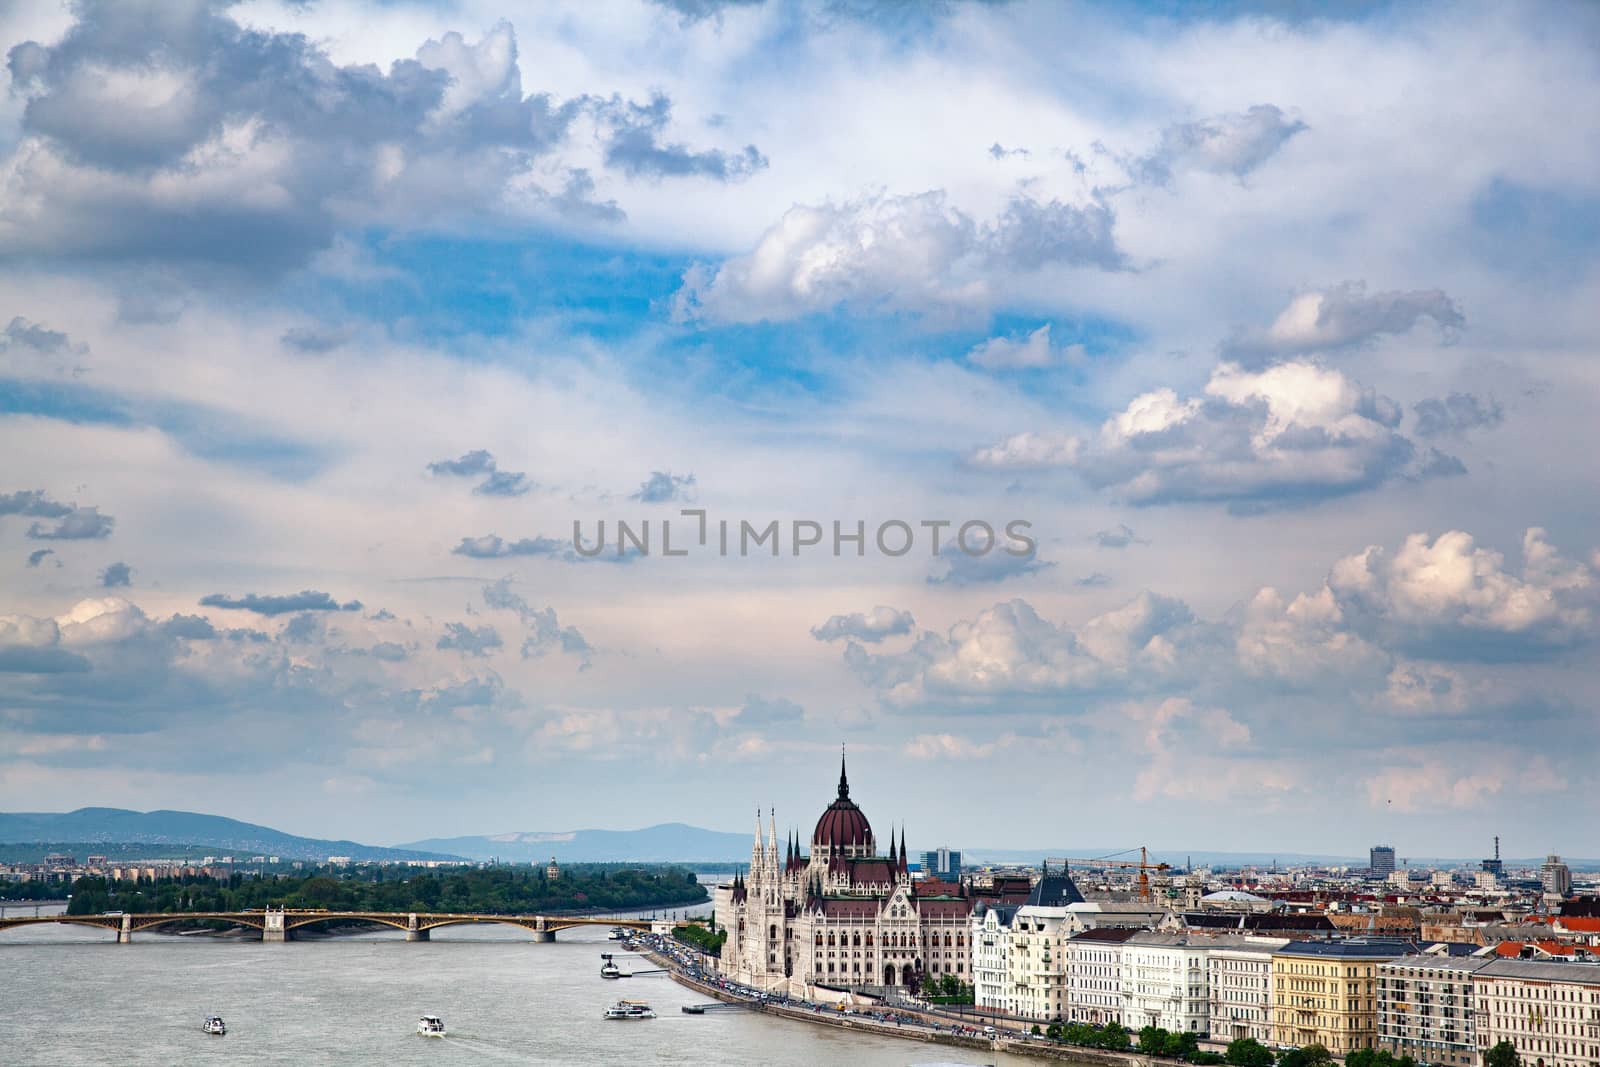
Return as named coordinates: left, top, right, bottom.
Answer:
left=1224, top=281, right=1464, bottom=363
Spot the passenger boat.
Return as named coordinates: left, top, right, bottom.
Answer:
left=603, top=1000, right=656, bottom=1020
left=607, top=927, right=626, bottom=940
left=601, top=959, right=624, bottom=979
left=202, top=1016, right=226, bottom=1036
left=417, top=1015, right=446, bottom=1037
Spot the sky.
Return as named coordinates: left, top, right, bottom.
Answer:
left=0, top=0, right=1597, bottom=858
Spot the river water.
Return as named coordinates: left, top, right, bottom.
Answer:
left=0, top=916, right=1037, bottom=1066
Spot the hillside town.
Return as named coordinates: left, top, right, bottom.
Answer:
left=716, top=761, right=1600, bottom=1067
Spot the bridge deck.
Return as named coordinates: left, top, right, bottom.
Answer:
left=0, top=912, right=691, bottom=940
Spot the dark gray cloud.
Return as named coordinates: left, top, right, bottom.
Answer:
left=282, top=612, right=325, bottom=644
left=428, top=450, right=499, bottom=477
left=596, top=93, right=768, bottom=181
left=25, top=548, right=54, bottom=567
left=811, top=607, right=916, bottom=643
left=1136, top=104, right=1307, bottom=184
left=0, top=490, right=73, bottom=518
left=986, top=195, right=1127, bottom=272
left=1075, top=572, right=1113, bottom=587
left=1413, top=393, right=1504, bottom=438
left=199, top=590, right=363, bottom=615
left=99, top=561, right=132, bottom=588
left=1223, top=281, right=1464, bottom=365
left=1094, top=523, right=1145, bottom=549
left=437, top=622, right=504, bottom=657
left=631, top=471, right=696, bottom=503
left=27, top=506, right=115, bottom=540
left=161, top=614, right=217, bottom=640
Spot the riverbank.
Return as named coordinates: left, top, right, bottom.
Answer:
left=633, top=936, right=1167, bottom=1066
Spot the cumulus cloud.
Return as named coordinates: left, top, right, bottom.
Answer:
left=631, top=471, right=697, bottom=503
left=594, top=92, right=767, bottom=181
left=99, top=561, right=132, bottom=588
left=1094, top=523, right=1145, bottom=549
left=437, top=622, right=504, bottom=657
left=1137, top=104, right=1307, bottom=184
left=674, top=190, right=1125, bottom=323
left=1364, top=756, right=1564, bottom=814
left=199, top=591, right=363, bottom=615
left=927, top=542, right=1054, bottom=586
left=0, top=613, right=91, bottom=674
left=1223, top=281, right=1464, bottom=364
left=842, top=593, right=1203, bottom=706
left=966, top=324, right=1083, bottom=370
left=811, top=606, right=915, bottom=643
left=0, top=8, right=742, bottom=277
left=428, top=450, right=532, bottom=497
left=734, top=694, right=804, bottom=728
left=0, top=490, right=74, bottom=519
left=28, top=507, right=115, bottom=540
left=1, top=317, right=73, bottom=356
left=972, top=361, right=1439, bottom=512
left=480, top=579, right=592, bottom=665
left=1326, top=527, right=1596, bottom=657
left=1412, top=393, right=1504, bottom=438
left=26, top=548, right=54, bottom=567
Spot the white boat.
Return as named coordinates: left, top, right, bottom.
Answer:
left=603, top=1000, right=656, bottom=1020
left=607, top=927, right=626, bottom=940
left=417, top=1015, right=446, bottom=1037
left=601, top=959, right=623, bottom=979
left=202, top=1016, right=226, bottom=1036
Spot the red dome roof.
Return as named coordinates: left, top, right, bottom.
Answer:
left=813, top=752, right=873, bottom=851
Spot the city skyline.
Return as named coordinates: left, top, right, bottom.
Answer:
left=2, top=0, right=1598, bottom=853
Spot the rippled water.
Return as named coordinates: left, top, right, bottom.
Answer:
left=1, top=917, right=1034, bottom=1066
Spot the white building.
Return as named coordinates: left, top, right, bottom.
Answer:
left=970, top=902, right=1017, bottom=1012
left=999, top=869, right=1085, bottom=1021
left=1473, top=957, right=1600, bottom=1067
left=1064, top=900, right=1168, bottom=934
left=1207, top=936, right=1289, bottom=1043
left=1122, top=932, right=1210, bottom=1034
left=1068, top=927, right=1140, bottom=1025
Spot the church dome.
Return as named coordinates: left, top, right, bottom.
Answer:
left=813, top=753, right=873, bottom=852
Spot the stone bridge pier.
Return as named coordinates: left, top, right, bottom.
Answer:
left=263, top=908, right=287, bottom=943
left=534, top=917, right=554, bottom=942
left=116, top=914, right=132, bottom=944
left=406, top=914, right=429, bottom=942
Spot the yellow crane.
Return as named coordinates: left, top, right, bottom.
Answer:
left=1045, top=847, right=1172, bottom=902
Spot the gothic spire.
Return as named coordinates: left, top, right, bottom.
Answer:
left=889, top=824, right=898, bottom=866
left=837, top=744, right=850, bottom=801
left=899, top=826, right=908, bottom=872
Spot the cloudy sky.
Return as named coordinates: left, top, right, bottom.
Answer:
left=1, top=0, right=1596, bottom=858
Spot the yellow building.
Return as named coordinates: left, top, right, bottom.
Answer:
left=1272, top=939, right=1419, bottom=1054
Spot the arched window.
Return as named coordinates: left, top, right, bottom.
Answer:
left=865, top=931, right=874, bottom=947
left=769, top=924, right=777, bottom=940
left=827, top=932, right=835, bottom=946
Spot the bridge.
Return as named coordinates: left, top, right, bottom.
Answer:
left=0, top=908, right=693, bottom=943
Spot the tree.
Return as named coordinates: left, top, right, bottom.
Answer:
left=1103, top=1021, right=1132, bottom=1051
left=1176, top=1031, right=1202, bottom=1060
left=1279, top=1045, right=1334, bottom=1067
left=1047, top=1022, right=1065, bottom=1042
left=1033, top=1023, right=1044, bottom=1036
left=1226, top=1037, right=1276, bottom=1067
left=921, top=973, right=939, bottom=997
left=1142, top=1025, right=1169, bottom=1053
left=1486, top=1041, right=1521, bottom=1067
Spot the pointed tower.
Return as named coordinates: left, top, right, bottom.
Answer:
left=900, top=827, right=909, bottom=875
left=750, top=808, right=765, bottom=894
left=889, top=824, right=898, bottom=867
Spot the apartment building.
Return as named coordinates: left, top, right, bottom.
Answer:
left=1272, top=939, right=1420, bottom=1054
left=1207, top=936, right=1290, bottom=1043
left=970, top=902, right=1017, bottom=1013
left=1123, top=931, right=1210, bottom=1033
left=1377, top=954, right=1492, bottom=1067
left=1068, top=927, right=1140, bottom=1025
left=1473, top=958, right=1600, bottom=1067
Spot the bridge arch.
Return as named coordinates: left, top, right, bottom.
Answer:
left=0, top=916, right=121, bottom=937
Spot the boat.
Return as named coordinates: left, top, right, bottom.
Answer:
left=601, top=959, right=624, bottom=979
left=681, top=1004, right=706, bottom=1015
left=603, top=1000, right=656, bottom=1020
left=417, top=1015, right=446, bottom=1037
left=202, top=1016, right=226, bottom=1036
left=607, top=927, right=626, bottom=940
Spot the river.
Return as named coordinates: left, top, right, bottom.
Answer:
left=0, top=914, right=1040, bottom=1066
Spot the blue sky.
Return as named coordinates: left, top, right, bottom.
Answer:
left=1, top=0, right=1597, bottom=856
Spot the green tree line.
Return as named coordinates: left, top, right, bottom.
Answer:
left=63, top=865, right=707, bottom=916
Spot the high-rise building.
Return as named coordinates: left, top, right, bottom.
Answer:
left=1371, top=846, right=1397, bottom=877
left=1480, top=835, right=1503, bottom=877
left=1541, top=854, right=1572, bottom=897
left=921, top=847, right=962, bottom=881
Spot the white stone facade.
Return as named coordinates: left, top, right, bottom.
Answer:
left=1122, top=932, right=1210, bottom=1033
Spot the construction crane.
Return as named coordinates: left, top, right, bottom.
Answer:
left=1044, top=847, right=1173, bottom=902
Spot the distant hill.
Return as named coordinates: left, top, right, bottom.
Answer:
left=397, top=823, right=751, bottom=863
left=0, top=808, right=461, bottom=863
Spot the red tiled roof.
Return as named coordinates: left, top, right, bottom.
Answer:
left=1495, top=940, right=1581, bottom=957
left=1556, top=917, right=1600, bottom=933
left=918, top=898, right=974, bottom=919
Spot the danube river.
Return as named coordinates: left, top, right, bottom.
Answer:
left=1, top=916, right=1038, bottom=1066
